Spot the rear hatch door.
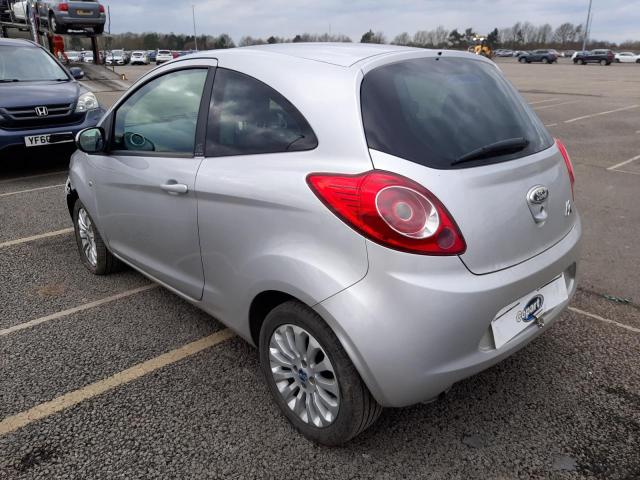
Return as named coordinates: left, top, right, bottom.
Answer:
left=361, top=54, right=577, bottom=274
left=69, top=1, right=100, bottom=18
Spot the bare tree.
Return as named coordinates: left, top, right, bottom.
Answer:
left=392, top=32, right=411, bottom=46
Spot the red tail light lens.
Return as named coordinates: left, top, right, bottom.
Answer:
left=307, top=171, right=466, bottom=255
left=556, top=138, right=575, bottom=199
left=99, top=4, right=105, bottom=13
left=58, top=2, right=69, bottom=11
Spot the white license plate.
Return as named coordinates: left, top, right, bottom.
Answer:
left=491, top=274, right=568, bottom=349
left=24, top=133, right=73, bottom=148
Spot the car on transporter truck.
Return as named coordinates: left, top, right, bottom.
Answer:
left=66, top=43, right=581, bottom=445
left=0, top=38, right=104, bottom=156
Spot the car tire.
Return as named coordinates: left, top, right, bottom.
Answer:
left=579, top=59, right=586, bottom=65
left=73, top=200, right=122, bottom=275
left=600, top=59, right=607, bottom=66
left=518, top=57, right=527, bottom=63
left=94, top=25, right=104, bottom=35
left=542, top=57, right=549, bottom=64
left=259, top=300, right=382, bottom=446
left=49, top=14, right=65, bottom=34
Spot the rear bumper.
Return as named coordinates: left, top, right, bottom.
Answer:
left=315, top=216, right=582, bottom=407
left=0, top=108, right=104, bottom=153
left=56, top=14, right=105, bottom=27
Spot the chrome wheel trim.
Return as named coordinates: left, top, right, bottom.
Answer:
left=77, top=207, right=97, bottom=267
left=269, top=324, right=340, bottom=427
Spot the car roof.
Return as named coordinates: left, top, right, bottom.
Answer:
left=0, top=38, right=38, bottom=47
left=195, top=42, right=417, bottom=68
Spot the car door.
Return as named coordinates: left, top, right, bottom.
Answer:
left=194, top=67, right=369, bottom=322
left=90, top=61, right=216, bottom=299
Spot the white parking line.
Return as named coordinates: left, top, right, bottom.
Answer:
left=0, top=228, right=74, bottom=249
left=0, top=284, right=158, bottom=337
left=607, top=154, right=640, bottom=171
left=0, top=171, right=66, bottom=184
left=564, top=105, right=639, bottom=124
left=0, top=329, right=235, bottom=436
left=528, top=98, right=559, bottom=105
left=569, top=307, right=640, bottom=334
left=545, top=123, right=558, bottom=127
left=0, top=184, right=65, bottom=198
left=534, top=101, right=578, bottom=110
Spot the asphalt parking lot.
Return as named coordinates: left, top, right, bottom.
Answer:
left=1, top=57, right=639, bottom=479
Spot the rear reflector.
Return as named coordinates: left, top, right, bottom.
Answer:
left=307, top=171, right=466, bottom=255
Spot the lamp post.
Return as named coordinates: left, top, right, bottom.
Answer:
left=581, top=0, right=593, bottom=52
left=192, top=5, right=198, bottom=51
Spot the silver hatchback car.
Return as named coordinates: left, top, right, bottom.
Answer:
left=67, top=44, right=581, bottom=445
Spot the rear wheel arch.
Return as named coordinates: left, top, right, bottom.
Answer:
left=249, top=290, right=298, bottom=346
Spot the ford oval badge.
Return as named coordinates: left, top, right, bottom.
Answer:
left=527, top=186, right=549, bottom=205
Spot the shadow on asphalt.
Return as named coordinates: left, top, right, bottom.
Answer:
left=0, top=147, right=73, bottom=180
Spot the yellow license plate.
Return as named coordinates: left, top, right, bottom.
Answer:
left=76, top=10, right=92, bottom=15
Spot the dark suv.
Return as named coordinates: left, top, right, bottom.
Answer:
left=518, top=50, right=558, bottom=64
left=37, top=0, right=106, bottom=34
left=573, top=50, right=614, bottom=66
left=0, top=38, right=105, bottom=156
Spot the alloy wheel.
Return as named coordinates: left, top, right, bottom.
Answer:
left=77, top=207, right=97, bottom=267
left=268, top=324, right=340, bottom=427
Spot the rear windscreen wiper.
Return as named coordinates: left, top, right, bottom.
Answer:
left=452, top=137, right=529, bottom=166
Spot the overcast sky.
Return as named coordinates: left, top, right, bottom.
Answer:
left=103, top=0, right=640, bottom=43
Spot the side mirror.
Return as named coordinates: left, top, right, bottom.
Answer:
left=69, top=67, right=85, bottom=80
left=76, top=127, right=105, bottom=154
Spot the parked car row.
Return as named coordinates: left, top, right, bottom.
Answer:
left=65, top=50, right=103, bottom=63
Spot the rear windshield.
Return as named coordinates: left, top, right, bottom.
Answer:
left=361, top=57, right=553, bottom=169
left=158, top=50, right=171, bottom=54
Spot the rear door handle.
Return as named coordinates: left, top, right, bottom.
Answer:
left=160, top=182, right=189, bottom=195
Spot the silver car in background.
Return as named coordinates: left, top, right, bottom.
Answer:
left=67, top=44, right=581, bottom=445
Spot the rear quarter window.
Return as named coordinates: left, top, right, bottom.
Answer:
left=361, top=57, right=553, bottom=169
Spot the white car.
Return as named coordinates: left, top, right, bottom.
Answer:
left=155, top=49, right=173, bottom=65
left=614, top=52, right=640, bottom=63
left=106, top=49, right=126, bottom=65
left=9, top=0, right=27, bottom=20
left=130, top=51, right=149, bottom=65
left=83, top=52, right=94, bottom=63
left=66, top=51, right=82, bottom=63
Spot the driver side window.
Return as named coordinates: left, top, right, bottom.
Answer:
left=112, top=68, right=207, bottom=154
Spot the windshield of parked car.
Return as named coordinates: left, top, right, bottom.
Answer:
left=0, top=45, right=69, bottom=82
left=158, top=50, right=171, bottom=55
left=361, top=57, right=553, bottom=169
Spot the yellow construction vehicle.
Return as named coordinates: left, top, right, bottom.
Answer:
left=472, top=36, right=493, bottom=59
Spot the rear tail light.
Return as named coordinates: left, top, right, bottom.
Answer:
left=58, top=2, right=69, bottom=11
left=555, top=138, right=575, bottom=199
left=307, top=171, right=466, bottom=255
left=99, top=4, right=105, bottom=13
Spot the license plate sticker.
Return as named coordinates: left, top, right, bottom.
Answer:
left=491, top=275, right=568, bottom=349
left=24, top=133, right=74, bottom=147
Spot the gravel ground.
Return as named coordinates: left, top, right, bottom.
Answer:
left=0, top=57, right=638, bottom=479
